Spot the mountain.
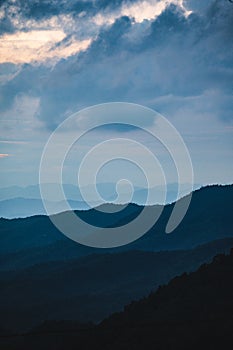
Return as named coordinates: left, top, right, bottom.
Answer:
left=0, top=185, right=232, bottom=260
left=0, top=184, right=80, bottom=201
left=0, top=184, right=232, bottom=341
left=0, top=238, right=233, bottom=332
left=1, top=247, right=233, bottom=349
left=0, top=197, right=91, bottom=218
left=0, top=182, right=195, bottom=201
left=97, top=250, right=233, bottom=349
left=0, top=182, right=199, bottom=218
left=96, top=248, right=233, bottom=350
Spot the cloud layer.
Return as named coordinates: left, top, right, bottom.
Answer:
left=0, top=0, right=232, bottom=186
left=1, top=0, right=232, bottom=124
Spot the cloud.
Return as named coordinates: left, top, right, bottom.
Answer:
left=0, top=0, right=232, bottom=127
left=0, top=1, right=189, bottom=65
left=0, top=94, right=44, bottom=142
left=0, top=0, right=232, bottom=187
left=0, top=29, right=92, bottom=64
left=0, top=140, right=28, bottom=144
left=92, top=0, right=190, bottom=26
left=1, top=0, right=176, bottom=24
left=0, top=153, right=10, bottom=158
left=183, top=0, right=214, bottom=12
left=27, top=1, right=231, bottom=127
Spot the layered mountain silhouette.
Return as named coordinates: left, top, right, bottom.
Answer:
left=0, top=182, right=198, bottom=218
left=1, top=185, right=232, bottom=261
left=0, top=184, right=232, bottom=345
left=0, top=197, right=91, bottom=218
left=1, top=237, right=233, bottom=331
left=1, top=246, right=233, bottom=349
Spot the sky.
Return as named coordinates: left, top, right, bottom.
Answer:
left=0, top=0, right=232, bottom=190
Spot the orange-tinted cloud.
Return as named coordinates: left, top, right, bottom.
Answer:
left=0, top=154, right=10, bottom=158
left=0, top=30, right=92, bottom=64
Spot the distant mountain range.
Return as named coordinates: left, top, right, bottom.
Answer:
left=0, top=197, right=91, bottom=218
left=0, top=182, right=199, bottom=218
left=0, top=184, right=232, bottom=334
left=1, top=185, right=232, bottom=258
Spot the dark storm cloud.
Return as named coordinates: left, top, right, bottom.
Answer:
left=36, top=16, right=135, bottom=127
left=184, top=0, right=214, bottom=13
left=36, top=1, right=233, bottom=127
left=0, top=0, right=91, bottom=33
left=0, top=0, right=139, bottom=41
left=19, top=0, right=62, bottom=19
left=0, top=15, right=133, bottom=125
left=0, top=0, right=137, bottom=25
left=0, top=0, right=8, bottom=6
left=86, top=16, right=131, bottom=57
left=0, top=17, right=14, bottom=35
left=17, top=0, right=94, bottom=20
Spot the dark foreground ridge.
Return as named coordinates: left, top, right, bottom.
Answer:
left=1, top=237, right=233, bottom=331
left=1, top=248, right=233, bottom=349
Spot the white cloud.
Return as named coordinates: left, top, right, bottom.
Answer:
left=0, top=29, right=92, bottom=64
left=93, top=0, right=191, bottom=26
left=0, top=0, right=191, bottom=65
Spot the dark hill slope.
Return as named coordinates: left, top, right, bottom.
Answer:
left=3, top=248, right=233, bottom=350
left=97, top=249, right=233, bottom=350
left=0, top=237, right=233, bottom=332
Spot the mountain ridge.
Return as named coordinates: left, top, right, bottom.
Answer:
left=1, top=184, right=232, bottom=256
left=0, top=182, right=202, bottom=218
left=1, top=245, right=233, bottom=349
left=1, top=237, right=233, bottom=331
